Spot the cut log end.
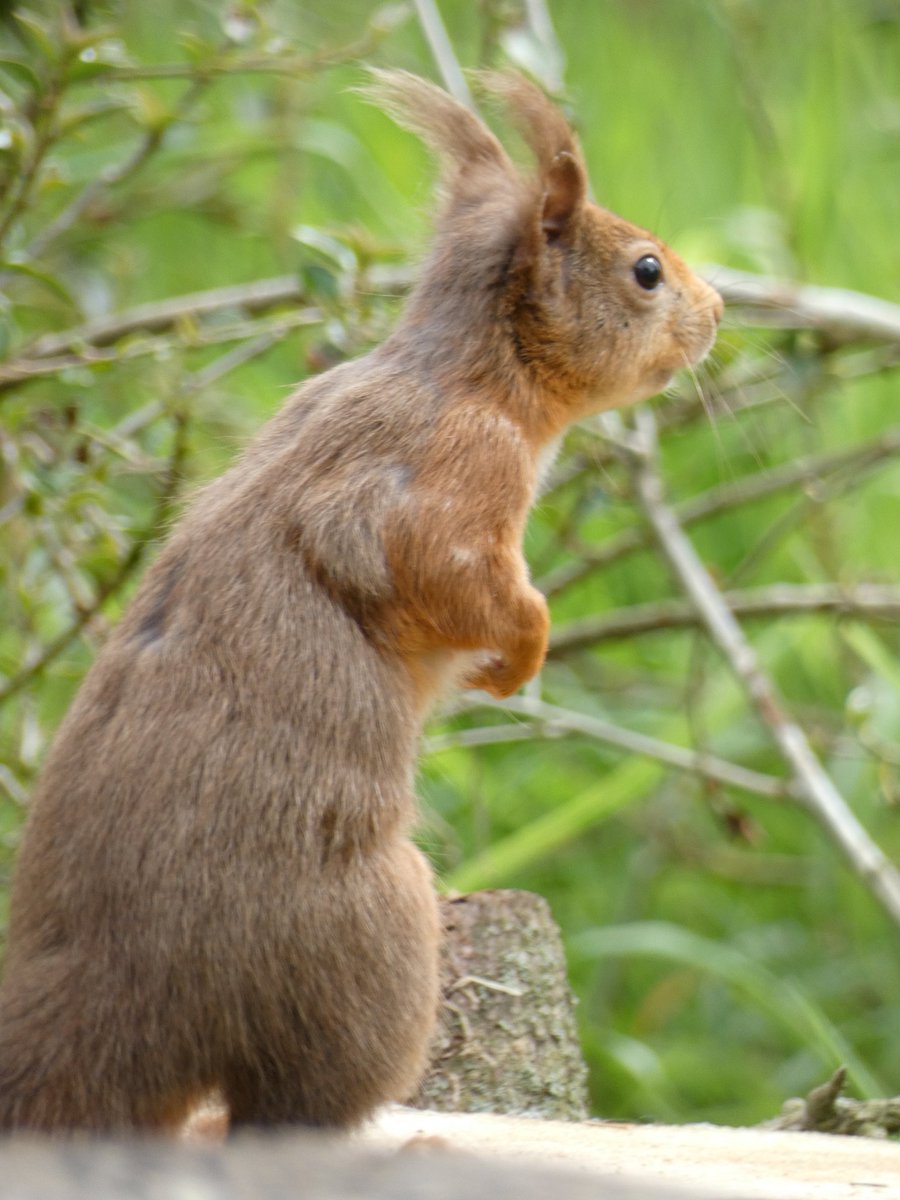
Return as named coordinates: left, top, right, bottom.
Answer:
left=409, top=889, right=590, bottom=1121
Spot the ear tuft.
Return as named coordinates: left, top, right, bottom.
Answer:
left=356, top=68, right=512, bottom=186
left=541, top=150, right=586, bottom=241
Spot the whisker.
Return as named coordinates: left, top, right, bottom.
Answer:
left=695, top=351, right=729, bottom=403
left=681, top=351, right=732, bottom=477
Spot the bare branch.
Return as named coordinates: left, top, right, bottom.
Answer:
left=66, top=23, right=400, bottom=87
left=522, top=0, right=567, bottom=92
left=549, top=582, right=900, bottom=655
left=0, top=304, right=322, bottom=393
left=709, top=265, right=900, bottom=347
left=429, top=694, right=798, bottom=803
left=413, top=0, right=473, bottom=106
left=540, top=423, right=900, bottom=597
left=424, top=722, right=565, bottom=754
left=24, top=276, right=309, bottom=359
left=623, top=407, right=900, bottom=929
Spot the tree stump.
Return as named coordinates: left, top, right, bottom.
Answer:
left=410, top=889, right=589, bottom=1120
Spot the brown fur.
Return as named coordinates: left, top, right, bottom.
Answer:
left=0, top=71, right=721, bottom=1134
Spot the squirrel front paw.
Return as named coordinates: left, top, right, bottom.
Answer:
left=465, top=652, right=520, bottom=700
left=464, top=648, right=543, bottom=699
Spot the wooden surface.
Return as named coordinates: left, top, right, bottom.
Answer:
left=368, top=1106, right=900, bottom=1200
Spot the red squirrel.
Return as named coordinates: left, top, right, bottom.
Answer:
left=0, top=70, right=721, bottom=1133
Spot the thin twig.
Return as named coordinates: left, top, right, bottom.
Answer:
left=21, top=276, right=308, bottom=359
left=413, top=0, right=473, bottom=106
left=22, top=19, right=399, bottom=263
left=22, top=77, right=211, bottom=266
left=183, top=331, right=283, bottom=395
left=0, top=465, right=178, bottom=709
left=549, top=582, right=900, bottom=655
left=0, top=68, right=66, bottom=250
left=624, top=406, right=900, bottom=929
left=540, top=423, right=900, bottom=596
left=429, top=694, right=799, bottom=803
left=67, top=53, right=366, bottom=85
left=424, top=722, right=565, bottom=753
left=709, top=265, right=900, bottom=346
left=522, top=0, right=567, bottom=92
left=0, top=306, right=322, bottom=393
left=0, top=331, right=281, bottom=708
left=65, top=21, right=399, bottom=88
left=10, top=255, right=409, bottom=366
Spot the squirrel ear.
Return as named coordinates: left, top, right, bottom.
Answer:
left=540, top=150, right=586, bottom=241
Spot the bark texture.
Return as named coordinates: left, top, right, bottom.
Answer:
left=763, top=1067, right=900, bottom=1137
left=410, top=889, right=589, bottom=1120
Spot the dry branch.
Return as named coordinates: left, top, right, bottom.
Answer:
left=549, top=582, right=900, bottom=653
left=430, top=694, right=798, bottom=803
left=0, top=336, right=275, bottom=710
left=0, top=305, right=322, bottom=392
left=764, top=1067, right=900, bottom=1137
left=622, top=407, right=900, bottom=929
left=540, top=423, right=900, bottom=596
left=413, top=0, right=472, bottom=106
left=23, top=277, right=309, bottom=359
left=709, top=265, right=900, bottom=346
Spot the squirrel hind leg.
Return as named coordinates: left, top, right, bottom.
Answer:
left=224, top=845, right=440, bottom=1133
left=222, top=1046, right=417, bottom=1134
left=218, top=1008, right=429, bottom=1128
left=223, top=1051, right=380, bottom=1132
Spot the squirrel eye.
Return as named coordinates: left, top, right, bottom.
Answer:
left=633, top=254, right=663, bottom=290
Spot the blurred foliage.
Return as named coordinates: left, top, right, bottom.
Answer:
left=1, top=0, right=900, bottom=1126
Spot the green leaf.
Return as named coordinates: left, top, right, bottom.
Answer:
left=12, top=10, right=57, bottom=62
left=58, top=98, right=130, bottom=137
left=841, top=624, right=900, bottom=693
left=0, top=261, right=77, bottom=308
left=448, top=751, right=664, bottom=892
left=0, top=56, right=42, bottom=91
left=63, top=58, right=113, bottom=84
left=64, top=39, right=134, bottom=85
left=574, top=921, right=885, bottom=1099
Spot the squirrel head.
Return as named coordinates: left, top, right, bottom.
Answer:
left=364, top=70, right=722, bottom=424
left=518, top=162, right=724, bottom=411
